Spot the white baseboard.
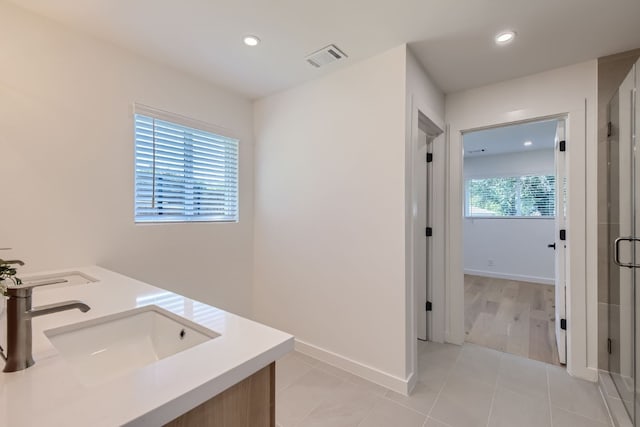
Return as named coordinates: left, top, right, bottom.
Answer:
left=405, top=371, right=417, bottom=395
left=567, top=364, right=599, bottom=383
left=464, top=269, right=554, bottom=285
left=294, top=339, right=412, bottom=396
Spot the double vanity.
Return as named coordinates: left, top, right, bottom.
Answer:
left=0, top=267, right=293, bottom=426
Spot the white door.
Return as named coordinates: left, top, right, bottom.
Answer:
left=425, top=136, right=433, bottom=339
left=416, top=129, right=429, bottom=340
left=554, top=119, right=567, bottom=365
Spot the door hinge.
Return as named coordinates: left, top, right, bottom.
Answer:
left=426, top=153, right=433, bottom=163
left=425, top=227, right=432, bottom=237
left=607, top=338, right=612, bottom=354
left=607, top=122, right=612, bottom=138
left=559, top=140, right=566, bottom=152
left=426, top=301, right=432, bottom=311
left=559, top=229, right=566, bottom=241
left=560, top=319, right=567, bottom=330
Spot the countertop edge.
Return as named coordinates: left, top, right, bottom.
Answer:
left=126, top=337, right=294, bottom=427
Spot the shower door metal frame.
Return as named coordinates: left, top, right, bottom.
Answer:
left=609, top=61, right=638, bottom=424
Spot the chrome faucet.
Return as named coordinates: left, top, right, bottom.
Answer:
left=3, top=284, right=90, bottom=372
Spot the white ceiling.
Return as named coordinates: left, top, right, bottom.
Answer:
left=9, top=0, right=640, bottom=99
left=463, top=119, right=558, bottom=157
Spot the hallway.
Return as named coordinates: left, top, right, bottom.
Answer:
left=276, top=342, right=610, bottom=427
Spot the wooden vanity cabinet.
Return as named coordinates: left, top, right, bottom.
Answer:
left=164, top=363, right=275, bottom=427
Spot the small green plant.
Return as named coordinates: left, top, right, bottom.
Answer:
left=0, top=260, right=21, bottom=295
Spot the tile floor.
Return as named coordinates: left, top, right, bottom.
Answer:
left=599, top=371, right=634, bottom=427
left=276, top=341, right=612, bottom=427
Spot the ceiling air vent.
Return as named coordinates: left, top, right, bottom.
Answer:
left=305, top=44, right=348, bottom=68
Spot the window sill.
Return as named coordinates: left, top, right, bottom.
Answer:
left=464, top=216, right=555, bottom=220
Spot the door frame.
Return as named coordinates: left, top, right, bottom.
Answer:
left=415, top=115, right=442, bottom=342
left=445, top=102, right=598, bottom=381
left=458, top=116, right=568, bottom=363
left=554, top=118, right=568, bottom=365
left=408, top=99, right=445, bottom=391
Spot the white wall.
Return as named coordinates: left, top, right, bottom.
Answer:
left=446, top=61, right=598, bottom=381
left=464, top=218, right=555, bottom=284
left=0, top=2, right=255, bottom=316
left=253, top=45, right=444, bottom=393
left=253, top=45, right=407, bottom=389
left=405, top=48, right=446, bottom=386
left=463, top=150, right=555, bottom=284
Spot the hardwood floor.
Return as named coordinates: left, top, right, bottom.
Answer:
left=464, top=274, right=561, bottom=366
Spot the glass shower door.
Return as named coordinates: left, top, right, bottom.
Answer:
left=634, top=60, right=640, bottom=425
left=609, top=61, right=637, bottom=422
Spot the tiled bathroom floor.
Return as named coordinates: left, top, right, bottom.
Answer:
left=276, top=341, right=612, bottom=427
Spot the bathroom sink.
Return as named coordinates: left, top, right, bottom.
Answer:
left=44, top=305, right=219, bottom=386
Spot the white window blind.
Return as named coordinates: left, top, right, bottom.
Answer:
left=465, top=175, right=555, bottom=217
left=134, top=105, right=239, bottom=223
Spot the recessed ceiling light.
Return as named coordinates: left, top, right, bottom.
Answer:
left=495, top=31, right=516, bottom=45
left=243, top=35, right=260, bottom=47
left=524, top=141, right=533, bottom=146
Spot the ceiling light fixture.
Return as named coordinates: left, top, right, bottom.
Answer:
left=495, top=31, right=516, bottom=45
left=524, top=141, right=533, bottom=146
left=243, top=35, right=260, bottom=47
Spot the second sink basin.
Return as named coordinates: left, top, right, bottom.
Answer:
left=44, top=305, right=220, bottom=386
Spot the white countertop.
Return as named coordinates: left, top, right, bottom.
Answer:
left=0, top=266, right=294, bottom=427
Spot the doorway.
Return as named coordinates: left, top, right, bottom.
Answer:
left=461, top=117, right=567, bottom=366
left=415, top=114, right=442, bottom=342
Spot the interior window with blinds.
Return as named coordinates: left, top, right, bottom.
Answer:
left=134, top=106, right=239, bottom=223
left=465, top=175, right=555, bottom=217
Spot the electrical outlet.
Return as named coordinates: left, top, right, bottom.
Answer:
left=487, top=259, right=494, bottom=267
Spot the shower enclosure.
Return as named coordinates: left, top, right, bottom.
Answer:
left=609, top=58, right=639, bottom=423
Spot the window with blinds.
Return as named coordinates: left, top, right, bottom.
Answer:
left=134, top=106, right=239, bottom=223
left=465, top=175, right=556, bottom=218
